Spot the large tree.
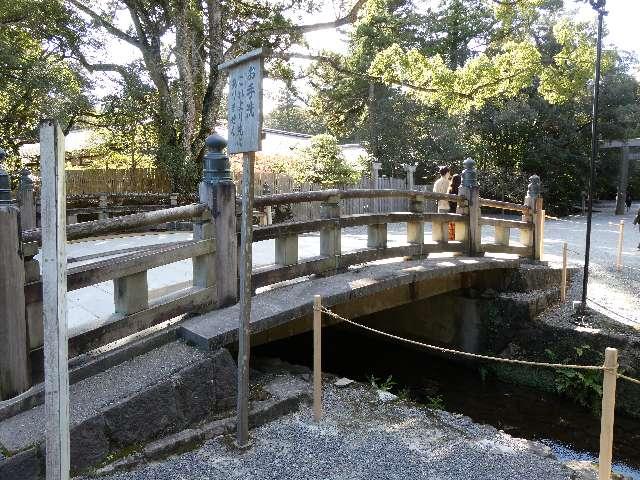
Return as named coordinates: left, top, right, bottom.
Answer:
left=0, top=0, right=91, bottom=163
left=66, top=0, right=368, bottom=191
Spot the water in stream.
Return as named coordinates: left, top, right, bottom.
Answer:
left=254, top=325, right=640, bottom=479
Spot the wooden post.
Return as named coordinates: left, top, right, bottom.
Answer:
left=534, top=202, right=545, bottom=261
left=598, top=347, right=618, bottom=480
left=275, top=234, right=298, bottom=266
left=0, top=206, right=30, bottom=400
left=615, top=220, right=624, bottom=271
left=313, top=295, right=322, bottom=422
left=561, top=242, right=568, bottom=302
left=320, top=194, right=341, bottom=270
left=407, top=194, right=424, bottom=258
left=114, top=271, right=149, bottom=315
left=521, top=175, right=540, bottom=252
left=461, top=158, right=480, bottom=256
left=201, top=134, right=237, bottom=307
left=367, top=223, right=387, bottom=248
left=98, top=194, right=108, bottom=220
left=192, top=210, right=215, bottom=290
left=494, top=226, right=510, bottom=246
left=40, top=119, right=70, bottom=480
left=237, top=151, right=255, bottom=447
left=19, top=168, right=36, bottom=230
left=219, top=48, right=267, bottom=448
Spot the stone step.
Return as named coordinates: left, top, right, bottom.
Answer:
left=0, top=342, right=237, bottom=479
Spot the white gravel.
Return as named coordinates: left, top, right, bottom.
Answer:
left=90, top=381, right=574, bottom=480
left=542, top=201, right=640, bottom=328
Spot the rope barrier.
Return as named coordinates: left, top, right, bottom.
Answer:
left=618, top=373, right=640, bottom=386
left=320, top=306, right=640, bottom=386
left=319, top=307, right=604, bottom=372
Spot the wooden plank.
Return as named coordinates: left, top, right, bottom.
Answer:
left=23, top=203, right=207, bottom=244
left=67, top=286, right=215, bottom=357
left=480, top=216, right=532, bottom=229
left=25, top=240, right=214, bottom=304
left=479, top=197, right=530, bottom=213
left=0, top=207, right=30, bottom=400
left=253, top=219, right=335, bottom=241
left=40, top=119, right=70, bottom=480
left=479, top=244, right=531, bottom=256
left=252, top=257, right=335, bottom=289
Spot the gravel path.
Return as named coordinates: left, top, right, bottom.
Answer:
left=90, top=382, right=575, bottom=480
left=541, top=201, right=640, bottom=328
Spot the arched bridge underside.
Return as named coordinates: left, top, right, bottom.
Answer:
left=180, top=256, right=526, bottom=351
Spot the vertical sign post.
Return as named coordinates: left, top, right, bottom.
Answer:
left=219, top=47, right=268, bottom=448
left=40, top=119, right=70, bottom=480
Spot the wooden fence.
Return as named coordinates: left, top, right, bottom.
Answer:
left=65, top=168, right=172, bottom=194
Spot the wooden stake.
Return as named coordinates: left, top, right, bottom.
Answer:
left=40, top=119, right=70, bottom=480
left=313, top=295, right=322, bottom=422
left=598, top=347, right=618, bottom=480
left=615, top=220, right=624, bottom=271
left=560, top=242, right=568, bottom=303
left=237, top=151, right=255, bottom=448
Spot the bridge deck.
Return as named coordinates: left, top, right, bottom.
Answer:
left=180, top=256, right=524, bottom=350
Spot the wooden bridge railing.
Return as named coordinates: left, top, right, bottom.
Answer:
left=0, top=130, right=544, bottom=401
left=249, top=161, right=544, bottom=291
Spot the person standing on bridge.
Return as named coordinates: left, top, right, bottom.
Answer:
left=626, top=191, right=633, bottom=213
left=434, top=166, right=451, bottom=213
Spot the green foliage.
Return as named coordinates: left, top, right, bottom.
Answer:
left=284, top=134, right=361, bottom=186
left=0, top=0, right=91, bottom=157
left=307, top=0, right=640, bottom=213
left=545, top=345, right=603, bottom=414
left=368, top=374, right=396, bottom=392
left=425, top=394, right=445, bottom=410
left=265, top=90, right=326, bottom=135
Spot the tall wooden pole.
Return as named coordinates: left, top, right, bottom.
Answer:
left=40, top=119, right=70, bottom=480
left=598, top=347, right=618, bottom=480
left=237, top=151, right=255, bottom=447
left=313, top=295, right=322, bottom=422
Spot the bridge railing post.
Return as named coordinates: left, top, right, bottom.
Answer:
left=0, top=156, right=31, bottom=400
left=202, top=133, right=237, bottom=307
left=18, top=168, right=36, bottom=230
left=407, top=193, right=424, bottom=258
left=98, top=194, right=109, bottom=220
left=275, top=234, right=298, bottom=266
left=521, top=175, right=541, bottom=259
left=367, top=219, right=387, bottom=249
left=320, top=194, right=341, bottom=270
left=193, top=209, right=216, bottom=293
left=460, top=158, right=480, bottom=256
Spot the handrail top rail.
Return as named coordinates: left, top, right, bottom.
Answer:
left=479, top=197, right=530, bottom=213
left=22, top=202, right=207, bottom=245
left=253, top=188, right=465, bottom=207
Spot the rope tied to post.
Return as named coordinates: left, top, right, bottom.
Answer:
left=319, top=307, right=605, bottom=371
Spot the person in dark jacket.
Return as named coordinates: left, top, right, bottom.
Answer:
left=626, top=191, right=633, bottom=212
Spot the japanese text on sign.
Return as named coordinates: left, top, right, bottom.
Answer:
left=227, top=58, right=262, bottom=154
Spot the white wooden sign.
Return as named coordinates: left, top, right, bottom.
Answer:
left=219, top=48, right=265, bottom=154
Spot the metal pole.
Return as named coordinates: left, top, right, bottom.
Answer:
left=581, top=3, right=606, bottom=311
